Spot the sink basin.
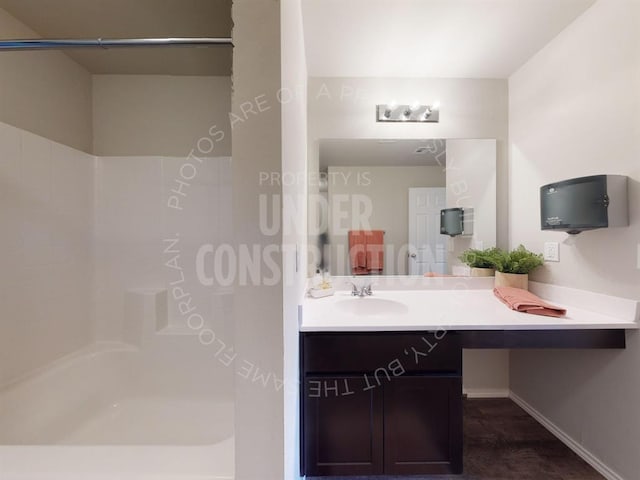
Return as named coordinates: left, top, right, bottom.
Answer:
left=335, top=297, right=409, bottom=317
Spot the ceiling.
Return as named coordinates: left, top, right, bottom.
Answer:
left=302, top=0, right=596, bottom=78
left=0, top=0, right=232, bottom=75
left=320, top=139, right=446, bottom=168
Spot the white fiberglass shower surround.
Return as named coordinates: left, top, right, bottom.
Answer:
left=0, top=124, right=234, bottom=480
left=0, top=37, right=234, bottom=479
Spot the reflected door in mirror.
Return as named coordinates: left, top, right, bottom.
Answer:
left=408, top=188, right=447, bottom=275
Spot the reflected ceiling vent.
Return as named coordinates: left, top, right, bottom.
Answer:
left=376, top=102, right=440, bottom=123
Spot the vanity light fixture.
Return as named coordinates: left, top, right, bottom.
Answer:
left=376, top=102, right=440, bottom=123
left=384, top=100, right=397, bottom=119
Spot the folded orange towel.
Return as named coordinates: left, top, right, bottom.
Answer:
left=348, top=230, right=367, bottom=275
left=349, top=230, right=384, bottom=275
left=494, top=286, right=567, bottom=317
left=365, top=230, right=384, bottom=273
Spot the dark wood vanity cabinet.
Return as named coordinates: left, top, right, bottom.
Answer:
left=301, top=332, right=463, bottom=477
left=384, top=375, right=462, bottom=475
left=303, top=375, right=384, bottom=476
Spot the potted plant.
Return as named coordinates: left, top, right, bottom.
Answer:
left=458, top=247, right=502, bottom=277
left=492, top=245, right=544, bottom=290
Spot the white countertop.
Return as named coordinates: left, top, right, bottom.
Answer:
left=300, top=279, right=639, bottom=332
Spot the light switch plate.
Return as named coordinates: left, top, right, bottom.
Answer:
left=544, top=242, right=560, bottom=262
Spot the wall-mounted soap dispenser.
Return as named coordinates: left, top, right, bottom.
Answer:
left=540, top=175, right=628, bottom=235
left=440, top=208, right=474, bottom=237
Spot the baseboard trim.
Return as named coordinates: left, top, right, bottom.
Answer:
left=509, top=391, right=624, bottom=480
left=464, top=388, right=510, bottom=399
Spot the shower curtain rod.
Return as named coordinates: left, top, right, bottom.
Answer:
left=0, top=37, right=233, bottom=51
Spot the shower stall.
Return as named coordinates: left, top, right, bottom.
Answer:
left=0, top=2, right=235, bottom=477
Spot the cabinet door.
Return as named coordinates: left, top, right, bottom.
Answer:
left=384, top=375, right=463, bottom=475
left=303, top=376, right=383, bottom=476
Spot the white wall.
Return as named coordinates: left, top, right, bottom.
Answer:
left=0, top=7, right=93, bottom=153
left=232, top=1, right=285, bottom=479
left=93, top=75, right=232, bottom=157
left=282, top=1, right=308, bottom=478
left=308, top=77, right=510, bottom=395
left=93, top=156, right=233, bottom=343
left=307, top=140, right=321, bottom=275
left=0, top=122, right=94, bottom=386
left=326, top=165, right=445, bottom=275
left=446, top=139, right=497, bottom=269
left=508, top=1, right=640, bottom=478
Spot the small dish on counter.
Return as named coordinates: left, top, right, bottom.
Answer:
left=308, top=287, right=335, bottom=298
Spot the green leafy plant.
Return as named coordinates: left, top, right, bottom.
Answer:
left=493, top=245, right=544, bottom=274
left=458, top=247, right=503, bottom=269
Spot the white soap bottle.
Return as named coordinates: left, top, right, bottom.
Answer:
left=322, top=270, right=332, bottom=289
left=312, top=269, right=322, bottom=289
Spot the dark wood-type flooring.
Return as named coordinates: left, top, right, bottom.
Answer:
left=309, top=398, right=605, bottom=480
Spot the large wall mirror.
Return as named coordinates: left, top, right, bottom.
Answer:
left=308, top=138, right=497, bottom=276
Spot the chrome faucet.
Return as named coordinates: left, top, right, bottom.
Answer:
left=349, top=280, right=373, bottom=297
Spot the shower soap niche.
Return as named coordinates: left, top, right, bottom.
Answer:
left=124, top=289, right=169, bottom=346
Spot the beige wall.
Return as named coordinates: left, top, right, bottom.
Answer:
left=0, top=7, right=92, bottom=153
left=509, top=0, right=640, bottom=478
left=326, top=166, right=445, bottom=275
left=282, top=1, right=308, bottom=478
left=93, top=75, right=231, bottom=156
left=232, top=1, right=284, bottom=479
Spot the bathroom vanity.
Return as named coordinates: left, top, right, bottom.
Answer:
left=302, top=331, right=463, bottom=476
left=299, top=279, right=638, bottom=477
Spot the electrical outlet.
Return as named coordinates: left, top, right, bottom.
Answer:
left=544, top=242, right=560, bottom=262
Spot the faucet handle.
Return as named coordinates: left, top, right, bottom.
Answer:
left=346, top=279, right=374, bottom=296
left=347, top=281, right=360, bottom=296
